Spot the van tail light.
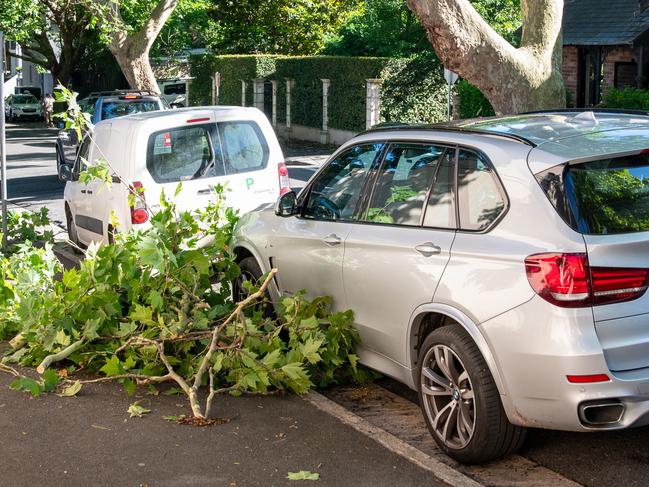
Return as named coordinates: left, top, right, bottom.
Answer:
left=525, top=253, right=649, bottom=307
left=129, top=181, right=149, bottom=225
left=278, top=162, right=291, bottom=195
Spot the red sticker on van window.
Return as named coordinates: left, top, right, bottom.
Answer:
left=163, top=132, right=171, bottom=147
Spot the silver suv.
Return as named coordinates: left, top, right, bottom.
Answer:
left=231, top=110, right=649, bottom=464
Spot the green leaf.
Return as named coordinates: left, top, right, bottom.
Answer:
left=41, top=369, right=60, bottom=392
left=58, top=380, right=82, bottom=397
left=129, top=304, right=153, bottom=324
left=163, top=414, right=186, bottom=422
left=116, top=322, right=137, bottom=337
left=100, top=356, right=124, bottom=377
left=55, top=329, right=71, bottom=346
left=10, top=377, right=42, bottom=397
left=174, top=182, right=183, bottom=197
left=287, top=471, right=320, bottom=480
left=122, top=379, right=136, bottom=397
left=301, top=338, right=323, bottom=365
left=127, top=401, right=151, bottom=418
left=281, top=362, right=307, bottom=381
left=149, top=290, right=163, bottom=311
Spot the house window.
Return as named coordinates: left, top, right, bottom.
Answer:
left=614, top=62, right=637, bottom=89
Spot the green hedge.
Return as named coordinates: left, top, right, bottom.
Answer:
left=455, top=80, right=495, bottom=119
left=188, top=53, right=486, bottom=133
left=380, top=52, right=448, bottom=124
left=189, top=54, right=279, bottom=106
left=272, top=56, right=388, bottom=131
left=601, top=87, right=649, bottom=110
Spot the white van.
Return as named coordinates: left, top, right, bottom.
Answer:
left=61, top=106, right=291, bottom=246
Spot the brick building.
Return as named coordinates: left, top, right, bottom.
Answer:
left=563, top=0, right=649, bottom=107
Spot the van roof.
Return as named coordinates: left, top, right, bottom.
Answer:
left=117, top=106, right=262, bottom=122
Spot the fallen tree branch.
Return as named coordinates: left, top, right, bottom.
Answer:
left=37, top=339, right=85, bottom=374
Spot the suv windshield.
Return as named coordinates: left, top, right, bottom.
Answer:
left=14, top=95, right=37, bottom=104
left=101, top=100, right=159, bottom=120
left=537, top=153, right=649, bottom=234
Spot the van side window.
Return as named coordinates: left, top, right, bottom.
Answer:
left=75, top=137, right=91, bottom=175
left=214, top=121, right=269, bottom=173
left=147, top=126, right=214, bottom=183
left=457, top=149, right=506, bottom=231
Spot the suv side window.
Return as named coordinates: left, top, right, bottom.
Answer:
left=457, top=149, right=505, bottom=231
left=303, top=143, right=383, bottom=221
left=364, top=143, right=450, bottom=226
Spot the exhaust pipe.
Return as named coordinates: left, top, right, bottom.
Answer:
left=579, top=400, right=625, bottom=427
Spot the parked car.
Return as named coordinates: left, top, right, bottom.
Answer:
left=59, top=106, right=290, bottom=247
left=232, top=110, right=649, bottom=464
left=56, top=90, right=170, bottom=173
left=158, top=79, right=189, bottom=108
left=5, top=94, right=43, bottom=122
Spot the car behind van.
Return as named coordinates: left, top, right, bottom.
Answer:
left=60, top=106, right=290, bottom=246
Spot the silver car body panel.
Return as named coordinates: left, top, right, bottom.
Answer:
left=232, top=112, right=649, bottom=432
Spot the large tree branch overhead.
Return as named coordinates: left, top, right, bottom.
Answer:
left=407, top=0, right=565, bottom=114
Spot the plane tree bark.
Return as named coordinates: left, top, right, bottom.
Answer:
left=407, top=0, right=565, bottom=114
left=99, top=0, right=179, bottom=93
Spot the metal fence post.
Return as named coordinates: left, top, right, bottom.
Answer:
left=0, top=31, right=8, bottom=250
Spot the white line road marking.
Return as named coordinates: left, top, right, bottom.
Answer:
left=305, top=391, right=483, bottom=487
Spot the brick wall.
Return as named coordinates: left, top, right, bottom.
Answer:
left=562, top=46, right=579, bottom=107
left=602, top=46, right=636, bottom=95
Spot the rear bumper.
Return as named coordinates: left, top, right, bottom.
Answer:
left=481, top=295, right=649, bottom=431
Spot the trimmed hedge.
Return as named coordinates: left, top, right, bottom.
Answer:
left=188, top=53, right=472, bottom=132
left=380, top=52, right=448, bottom=124
left=601, top=87, right=649, bottom=110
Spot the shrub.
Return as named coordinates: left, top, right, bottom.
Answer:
left=456, top=80, right=495, bottom=119
left=601, top=87, right=649, bottom=111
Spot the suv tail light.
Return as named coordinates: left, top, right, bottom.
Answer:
left=278, top=162, right=291, bottom=195
left=525, top=253, right=649, bottom=307
left=129, top=181, right=149, bottom=225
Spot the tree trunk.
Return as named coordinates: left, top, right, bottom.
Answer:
left=109, top=40, right=160, bottom=93
left=104, top=0, right=179, bottom=94
left=407, top=0, right=565, bottom=114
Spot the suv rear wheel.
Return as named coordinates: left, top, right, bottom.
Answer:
left=233, top=256, right=275, bottom=318
left=418, top=324, right=526, bottom=464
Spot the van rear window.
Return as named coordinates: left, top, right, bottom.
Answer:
left=537, top=154, right=649, bottom=234
left=147, top=126, right=213, bottom=183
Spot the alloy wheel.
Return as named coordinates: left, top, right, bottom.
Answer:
left=420, top=344, right=476, bottom=449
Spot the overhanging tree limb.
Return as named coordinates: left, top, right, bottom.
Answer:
left=406, top=0, right=565, bottom=114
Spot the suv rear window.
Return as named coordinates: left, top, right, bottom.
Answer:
left=101, top=100, right=159, bottom=120
left=537, top=154, right=649, bottom=234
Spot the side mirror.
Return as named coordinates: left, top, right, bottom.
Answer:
left=59, top=163, right=73, bottom=182
left=275, top=191, right=298, bottom=217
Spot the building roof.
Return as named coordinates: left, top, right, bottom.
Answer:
left=563, top=0, right=649, bottom=46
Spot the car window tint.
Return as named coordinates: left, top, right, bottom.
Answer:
left=75, top=137, right=91, bottom=174
left=364, top=144, right=447, bottom=226
left=147, top=126, right=213, bottom=183
left=164, top=83, right=186, bottom=95
left=213, top=121, right=268, bottom=173
left=424, top=149, right=456, bottom=229
left=101, top=100, right=159, bottom=120
left=457, top=149, right=505, bottom=231
left=304, top=143, right=383, bottom=221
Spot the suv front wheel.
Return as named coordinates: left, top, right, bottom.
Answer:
left=418, top=324, right=526, bottom=464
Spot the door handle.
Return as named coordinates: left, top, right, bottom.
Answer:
left=80, top=189, right=92, bottom=194
left=414, top=242, right=442, bottom=256
left=323, top=234, right=342, bottom=246
left=197, top=188, right=211, bottom=195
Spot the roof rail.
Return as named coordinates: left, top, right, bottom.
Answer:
left=523, top=108, right=649, bottom=117
left=361, top=123, right=538, bottom=147
left=86, top=89, right=157, bottom=98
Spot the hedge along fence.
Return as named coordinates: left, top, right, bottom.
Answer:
left=189, top=53, right=489, bottom=132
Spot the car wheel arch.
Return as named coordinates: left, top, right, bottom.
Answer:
left=408, top=303, right=509, bottom=400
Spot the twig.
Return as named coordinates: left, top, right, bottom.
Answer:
left=73, top=373, right=172, bottom=385
left=0, top=363, right=21, bottom=377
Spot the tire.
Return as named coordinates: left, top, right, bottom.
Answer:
left=233, top=256, right=274, bottom=317
left=65, top=206, right=83, bottom=254
left=417, top=324, right=527, bottom=464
